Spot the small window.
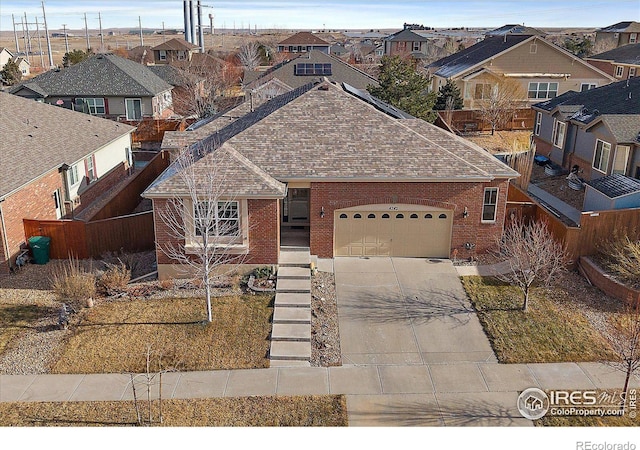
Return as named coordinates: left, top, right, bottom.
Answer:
left=339, top=213, right=348, bottom=219
left=629, top=67, right=636, bottom=78
left=529, top=43, right=537, bottom=54
left=438, top=214, right=447, bottom=219
left=85, top=156, right=96, bottom=183
left=68, top=163, right=80, bottom=186
left=367, top=213, right=376, bottom=219
left=534, top=112, right=542, bottom=136
left=482, top=188, right=498, bottom=222
left=396, top=214, right=404, bottom=219
left=630, top=33, right=637, bottom=44
left=580, top=83, right=596, bottom=91
left=354, top=213, right=362, bottom=219
left=425, top=214, right=432, bottom=219
left=158, top=50, right=167, bottom=61
left=410, top=214, right=418, bottom=219
left=615, top=66, right=624, bottom=78
left=412, top=41, right=421, bottom=52
left=552, top=120, right=566, bottom=148
left=593, top=139, right=611, bottom=173
left=381, top=213, right=390, bottom=218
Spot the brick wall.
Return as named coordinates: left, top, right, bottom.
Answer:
left=579, top=256, right=640, bottom=306
left=533, top=136, right=554, bottom=158
left=309, top=180, right=509, bottom=259
left=74, top=162, right=129, bottom=216
left=0, top=170, right=63, bottom=273
left=153, top=197, right=280, bottom=271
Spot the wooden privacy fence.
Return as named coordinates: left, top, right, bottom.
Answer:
left=507, top=184, right=640, bottom=262
left=24, top=211, right=155, bottom=260
left=439, top=108, right=535, bottom=134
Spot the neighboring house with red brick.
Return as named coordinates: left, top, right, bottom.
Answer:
left=277, top=32, right=331, bottom=54
left=531, top=77, right=640, bottom=181
left=595, top=21, right=640, bottom=51
left=9, top=53, right=174, bottom=121
left=586, top=44, right=640, bottom=80
left=144, top=81, right=519, bottom=279
left=0, top=93, right=135, bottom=275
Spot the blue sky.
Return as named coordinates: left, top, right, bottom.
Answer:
left=1, top=0, right=638, bottom=32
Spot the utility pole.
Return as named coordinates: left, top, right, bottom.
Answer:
left=41, top=1, right=54, bottom=67
left=209, top=13, right=214, bottom=49
left=139, top=16, right=143, bottom=46
left=98, top=12, right=104, bottom=50
left=162, top=21, right=166, bottom=42
left=12, top=14, right=20, bottom=54
left=35, top=16, right=45, bottom=69
left=197, top=1, right=204, bottom=52
left=84, top=13, right=90, bottom=51
left=62, top=24, right=69, bottom=54
left=23, top=13, right=31, bottom=64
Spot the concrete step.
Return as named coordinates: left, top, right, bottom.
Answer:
left=275, top=292, right=311, bottom=308
left=269, top=359, right=311, bottom=367
left=269, top=341, right=311, bottom=360
left=276, top=278, right=311, bottom=293
left=278, top=249, right=311, bottom=267
left=271, top=323, right=310, bottom=341
left=277, top=266, right=310, bottom=279
left=273, top=307, right=311, bottom=324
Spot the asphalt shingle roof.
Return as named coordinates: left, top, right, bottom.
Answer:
left=149, top=82, right=518, bottom=197
left=150, top=38, right=199, bottom=52
left=534, top=77, right=640, bottom=120
left=599, top=22, right=640, bottom=33
left=485, top=24, right=545, bottom=36
left=588, top=43, right=640, bottom=65
left=0, top=93, right=134, bottom=198
left=279, top=32, right=330, bottom=46
left=427, top=35, right=532, bottom=78
left=587, top=173, right=640, bottom=198
left=9, top=53, right=172, bottom=98
left=147, top=64, right=191, bottom=87
left=245, top=50, right=378, bottom=91
left=385, top=29, right=430, bottom=42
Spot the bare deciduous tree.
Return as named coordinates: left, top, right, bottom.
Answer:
left=477, top=78, right=526, bottom=135
left=602, top=304, right=640, bottom=411
left=158, top=145, right=247, bottom=322
left=238, top=41, right=261, bottom=71
left=493, top=219, right=569, bottom=311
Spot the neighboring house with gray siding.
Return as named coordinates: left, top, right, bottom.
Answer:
left=9, top=53, right=174, bottom=121
left=532, top=77, right=640, bottom=181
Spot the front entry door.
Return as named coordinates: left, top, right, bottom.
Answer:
left=283, top=188, right=309, bottom=224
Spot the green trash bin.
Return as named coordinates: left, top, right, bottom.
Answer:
left=28, top=236, right=51, bottom=265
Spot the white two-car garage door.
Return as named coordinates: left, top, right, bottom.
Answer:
left=334, top=204, right=453, bottom=258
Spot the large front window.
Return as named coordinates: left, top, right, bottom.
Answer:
left=194, top=201, right=240, bottom=238
left=593, top=140, right=611, bottom=173
left=75, top=97, right=105, bottom=115
left=528, top=82, right=558, bottom=99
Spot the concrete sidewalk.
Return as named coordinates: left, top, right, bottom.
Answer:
left=1, top=362, right=637, bottom=425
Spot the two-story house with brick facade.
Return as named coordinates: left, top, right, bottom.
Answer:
left=0, top=93, right=135, bottom=275
left=144, top=81, right=519, bottom=280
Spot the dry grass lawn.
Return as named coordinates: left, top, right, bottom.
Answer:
left=51, top=294, right=273, bottom=373
left=0, top=395, right=348, bottom=426
left=461, top=276, right=616, bottom=363
left=536, top=413, right=639, bottom=427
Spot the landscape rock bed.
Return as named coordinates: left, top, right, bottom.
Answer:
left=310, top=271, right=342, bottom=367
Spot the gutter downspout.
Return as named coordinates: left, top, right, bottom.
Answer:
left=0, top=199, right=12, bottom=272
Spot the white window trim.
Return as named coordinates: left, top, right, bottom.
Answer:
left=552, top=119, right=566, bottom=148
left=412, top=41, right=421, bottom=52
left=85, top=155, right=97, bottom=183
left=69, top=163, right=80, bottom=187
left=528, top=81, right=559, bottom=100
left=125, top=98, right=142, bottom=120
left=613, top=145, right=630, bottom=175
left=481, top=187, right=499, bottom=223
left=629, top=67, right=636, bottom=78
left=75, top=97, right=105, bottom=115
left=615, top=66, right=624, bottom=78
left=158, top=50, right=167, bottom=61
left=534, top=112, right=542, bottom=136
left=580, top=83, right=597, bottom=91
left=630, top=33, right=637, bottom=44
left=593, top=139, right=612, bottom=174
left=185, top=199, right=249, bottom=251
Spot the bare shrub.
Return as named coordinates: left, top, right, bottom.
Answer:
left=98, top=262, right=131, bottom=296
left=601, top=236, right=640, bottom=289
left=51, top=257, right=97, bottom=303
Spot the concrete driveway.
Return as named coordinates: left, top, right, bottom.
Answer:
left=334, top=257, right=496, bottom=366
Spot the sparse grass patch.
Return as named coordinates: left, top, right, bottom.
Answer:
left=0, top=303, right=50, bottom=355
left=0, top=395, right=348, bottom=426
left=51, top=293, right=273, bottom=373
left=536, top=414, right=639, bottom=427
left=51, top=257, right=96, bottom=304
left=461, top=276, right=616, bottom=363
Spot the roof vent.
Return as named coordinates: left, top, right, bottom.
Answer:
left=592, top=109, right=599, bottom=116
left=318, top=83, right=329, bottom=91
